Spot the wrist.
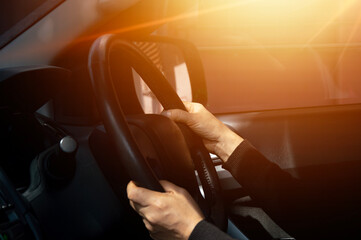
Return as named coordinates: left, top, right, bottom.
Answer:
left=216, top=131, right=243, bottom=163
left=184, top=217, right=204, bottom=240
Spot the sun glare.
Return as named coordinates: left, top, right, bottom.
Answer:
left=188, top=0, right=361, bottom=47
left=4, top=0, right=361, bottom=63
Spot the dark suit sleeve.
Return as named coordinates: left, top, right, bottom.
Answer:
left=222, top=140, right=327, bottom=238
left=188, top=140, right=301, bottom=240
left=189, top=140, right=358, bottom=239
left=222, top=140, right=304, bottom=219
left=188, top=140, right=300, bottom=240
left=189, top=220, right=235, bottom=240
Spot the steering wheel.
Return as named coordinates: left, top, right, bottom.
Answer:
left=88, top=34, right=227, bottom=230
left=0, top=167, right=42, bottom=239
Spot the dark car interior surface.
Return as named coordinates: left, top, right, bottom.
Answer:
left=1, top=0, right=361, bottom=239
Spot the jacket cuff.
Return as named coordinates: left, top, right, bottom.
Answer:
left=189, top=220, right=234, bottom=240
left=222, top=140, right=254, bottom=175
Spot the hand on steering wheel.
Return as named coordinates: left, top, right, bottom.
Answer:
left=162, top=102, right=243, bottom=162
left=127, top=180, right=204, bottom=240
left=88, top=35, right=228, bottom=234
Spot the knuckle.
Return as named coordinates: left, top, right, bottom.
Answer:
left=187, top=103, right=195, bottom=112
left=127, top=189, right=135, bottom=200
left=147, top=214, right=158, bottom=225
left=143, top=220, right=154, bottom=231
left=153, top=199, right=164, bottom=210
left=173, top=111, right=180, bottom=118
left=146, top=225, right=153, bottom=232
left=194, top=102, right=203, bottom=110
left=127, top=188, right=140, bottom=201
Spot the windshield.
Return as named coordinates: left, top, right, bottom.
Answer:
left=0, top=0, right=64, bottom=49
left=157, top=0, right=361, bottom=113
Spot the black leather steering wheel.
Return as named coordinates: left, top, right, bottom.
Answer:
left=88, top=34, right=227, bottom=230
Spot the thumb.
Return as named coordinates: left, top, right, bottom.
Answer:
left=127, top=181, right=162, bottom=206
left=162, top=109, right=192, bottom=124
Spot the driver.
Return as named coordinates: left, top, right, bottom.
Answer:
left=126, top=102, right=356, bottom=239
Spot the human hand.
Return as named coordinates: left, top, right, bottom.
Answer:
left=162, top=102, right=243, bottom=162
left=127, top=180, right=204, bottom=240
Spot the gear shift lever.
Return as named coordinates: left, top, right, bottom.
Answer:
left=45, top=136, right=77, bottom=182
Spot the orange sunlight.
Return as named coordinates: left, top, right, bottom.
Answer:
left=6, top=0, right=361, bottom=65
left=187, top=0, right=360, bottom=47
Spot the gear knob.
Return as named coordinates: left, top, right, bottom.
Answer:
left=45, top=136, right=77, bottom=182
left=59, top=136, right=77, bottom=154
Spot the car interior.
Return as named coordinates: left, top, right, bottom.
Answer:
left=1, top=0, right=361, bottom=239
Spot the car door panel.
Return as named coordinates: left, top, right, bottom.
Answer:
left=215, top=104, right=361, bottom=239
left=217, top=104, right=361, bottom=170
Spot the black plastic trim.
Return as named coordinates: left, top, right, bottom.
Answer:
left=0, top=0, right=64, bottom=49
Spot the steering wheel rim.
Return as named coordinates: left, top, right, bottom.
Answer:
left=0, top=167, right=42, bottom=239
left=88, top=34, right=227, bottom=230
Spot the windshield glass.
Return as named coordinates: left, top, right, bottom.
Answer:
left=158, top=0, right=361, bottom=113
left=0, top=0, right=64, bottom=49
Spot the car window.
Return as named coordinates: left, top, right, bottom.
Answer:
left=156, top=0, right=361, bottom=113
left=0, top=0, right=64, bottom=49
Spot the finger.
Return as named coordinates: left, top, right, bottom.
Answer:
left=131, top=203, right=156, bottom=221
left=182, top=101, right=193, bottom=112
left=143, top=218, right=155, bottom=232
left=129, top=200, right=146, bottom=219
left=143, top=219, right=163, bottom=234
left=127, top=181, right=143, bottom=203
left=184, top=101, right=207, bottom=113
left=129, top=200, right=144, bottom=213
left=127, top=181, right=163, bottom=206
left=159, top=180, right=184, bottom=193
left=161, top=109, right=192, bottom=124
left=129, top=199, right=136, bottom=210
